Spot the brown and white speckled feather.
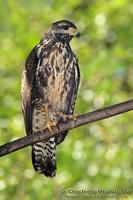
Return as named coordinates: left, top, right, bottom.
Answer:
left=21, top=20, right=80, bottom=177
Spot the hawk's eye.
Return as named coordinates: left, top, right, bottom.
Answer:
left=62, top=25, right=69, bottom=30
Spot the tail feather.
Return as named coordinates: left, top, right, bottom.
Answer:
left=32, top=137, right=56, bottom=177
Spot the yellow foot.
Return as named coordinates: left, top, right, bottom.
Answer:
left=43, top=120, right=57, bottom=133
left=43, top=104, right=57, bottom=133
left=68, top=114, right=77, bottom=121
left=57, top=112, right=68, bottom=121
left=57, top=112, right=77, bottom=121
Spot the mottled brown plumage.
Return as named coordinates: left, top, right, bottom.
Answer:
left=21, top=20, right=80, bottom=177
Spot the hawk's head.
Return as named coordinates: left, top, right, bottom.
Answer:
left=51, top=20, right=80, bottom=43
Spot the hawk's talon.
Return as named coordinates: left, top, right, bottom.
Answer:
left=57, top=112, right=68, bottom=121
left=44, top=105, right=57, bottom=133
left=68, top=114, right=77, bottom=121
left=56, top=112, right=77, bottom=122
left=43, top=120, right=57, bottom=133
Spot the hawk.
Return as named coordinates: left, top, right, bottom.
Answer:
left=21, top=20, right=80, bottom=177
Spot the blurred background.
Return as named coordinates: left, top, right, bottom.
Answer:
left=0, top=0, right=133, bottom=199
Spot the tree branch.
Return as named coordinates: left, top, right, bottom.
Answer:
left=0, top=99, right=133, bottom=157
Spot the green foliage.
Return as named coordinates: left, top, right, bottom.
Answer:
left=0, top=0, right=133, bottom=199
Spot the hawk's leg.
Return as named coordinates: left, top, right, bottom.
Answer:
left=68, top=114, right=77, bottom=121
left=43, top=104, right=57, bottom=133
left=57, top=112, right=68, bottom=121
left=56, top=112, right=77, bottom=122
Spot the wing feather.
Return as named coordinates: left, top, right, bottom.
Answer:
left=21, top=46, right=38, bottom=135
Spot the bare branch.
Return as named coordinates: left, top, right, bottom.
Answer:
left=0, top=99, right=133, bottom=157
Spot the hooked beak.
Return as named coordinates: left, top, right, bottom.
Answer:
left=75, top=31, right=80, bottom=38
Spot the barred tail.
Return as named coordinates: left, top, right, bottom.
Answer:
left=32, top=137, right=56, bottom=177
